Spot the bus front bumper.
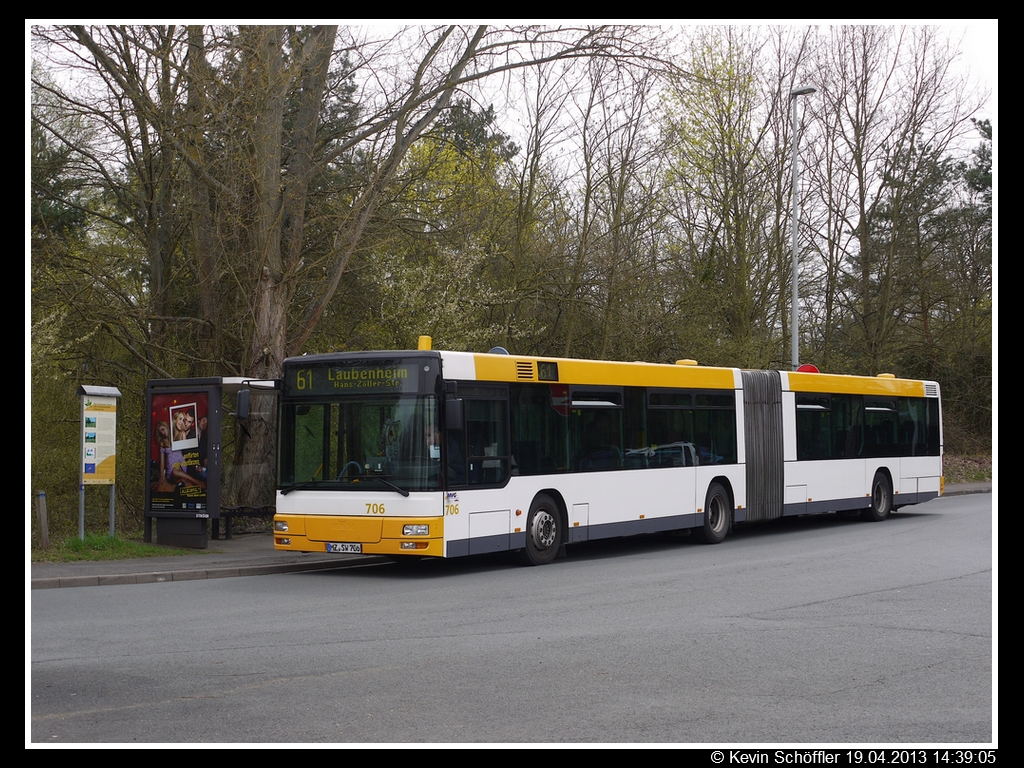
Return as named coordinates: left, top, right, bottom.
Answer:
left=273, top=514, right=445, bottom=557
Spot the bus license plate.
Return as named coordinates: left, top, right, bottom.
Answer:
left=326, top=542, right=362, bottom=554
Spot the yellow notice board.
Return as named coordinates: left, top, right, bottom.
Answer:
left=81, top=395, right=117, bottom=485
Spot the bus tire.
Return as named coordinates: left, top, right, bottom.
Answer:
left=518, top=494, right=562, bottom=566
left=695, top=482, right=730, bottom=544
left=862, top=472, right=892, bottom=522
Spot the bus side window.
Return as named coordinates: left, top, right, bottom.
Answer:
left=511, top=384, right=568, bottom=477
left=461, top=399, right=509, bottom=486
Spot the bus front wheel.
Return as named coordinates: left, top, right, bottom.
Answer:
left=695, top=483, right=731, bottom=544
left=862, top=472, right=892, bottom=522
left=518, top=494, right=562, bottom=566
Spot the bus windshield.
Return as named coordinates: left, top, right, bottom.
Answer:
left=279, top=394, right=441, bottom=493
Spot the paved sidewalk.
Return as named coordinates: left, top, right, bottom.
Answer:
left=30, top=531, right=388, bottom=590
left=30, top=482, right=990, bottom=590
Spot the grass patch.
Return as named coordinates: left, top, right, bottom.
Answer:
left=31, top=533, right=205, bottom=563
left=944, top=454, right=993, bottom=484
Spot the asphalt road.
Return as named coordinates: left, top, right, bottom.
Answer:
left=29, top=491, right=993, bottom=745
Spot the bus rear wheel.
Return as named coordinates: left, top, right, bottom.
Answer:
left=695, top=482, right=730, bottom=544
left=518, top=494, right=562, bottom=566
left=861, top=472, right=892, bottom=522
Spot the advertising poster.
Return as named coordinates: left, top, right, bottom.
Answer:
left=81, top=395, right=117, bottom=484
left=148, top=391, right=210, bottom=513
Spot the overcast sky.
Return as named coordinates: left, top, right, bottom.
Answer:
left=953, top=20, right=997, bottom=122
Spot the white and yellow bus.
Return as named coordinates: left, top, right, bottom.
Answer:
left=273, top=338, right=942, bottom=565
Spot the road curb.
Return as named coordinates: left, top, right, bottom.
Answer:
left=31, top=555, right=391, bottom=590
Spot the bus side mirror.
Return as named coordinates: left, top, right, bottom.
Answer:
left=237, top=389, right=250, bottom=421
left=446, top=397, right=464, bottom=431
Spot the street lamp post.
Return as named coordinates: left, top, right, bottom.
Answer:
left=789, top=85, right=815, bottom=370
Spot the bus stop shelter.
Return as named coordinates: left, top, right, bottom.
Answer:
left=144, top=376, right=276, bottom=548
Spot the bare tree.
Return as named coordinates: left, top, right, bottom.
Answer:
left=32, top=26, right=194, bottom=372
left=806, top=25, right=979, bottom=372
left=661, top=27, right=786, bottom=367
left=32, top=23, right=672, bottom=505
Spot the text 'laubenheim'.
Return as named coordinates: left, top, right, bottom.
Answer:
left=328, top=367, right=409, bottom=389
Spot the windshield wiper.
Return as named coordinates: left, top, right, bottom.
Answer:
left=373, top=476, right=410, bottom=497
left=280, top=481, right=322, bottom=495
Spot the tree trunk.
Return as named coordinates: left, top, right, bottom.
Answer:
left=237, top=25, right=337, bottom=507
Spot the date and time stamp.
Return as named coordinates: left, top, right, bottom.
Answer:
left=709, top=752, right=995, bottom=765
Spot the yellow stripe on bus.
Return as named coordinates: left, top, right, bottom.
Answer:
left=788, top=372, right=926, bottom=397
left=472, top=354, right=737, bottom=389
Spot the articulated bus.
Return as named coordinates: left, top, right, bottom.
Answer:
left=273, top=337, right=942, bottom=565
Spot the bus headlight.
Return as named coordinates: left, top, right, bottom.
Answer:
left=274, top=520, right=289, bottom=532
left=403, top=524, right=429, bottom=536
